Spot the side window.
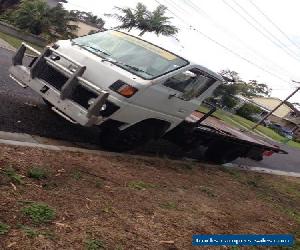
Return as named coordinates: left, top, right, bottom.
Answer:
left=164, top=69, right=216, bottom=100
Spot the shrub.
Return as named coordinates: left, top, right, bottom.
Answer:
left=3, top=167, right=23, bottom=184
left=0, top=223, right=9, bottom=235
left=27, top=167, right=48, bottom=180
left=21, top=203, right=55, bottom=224
left=85, top=239, right=105, bottom=250
left=236, top=103, right=261, bottom=121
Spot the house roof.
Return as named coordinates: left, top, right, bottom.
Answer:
left=46, top=0, right=67, bottom=8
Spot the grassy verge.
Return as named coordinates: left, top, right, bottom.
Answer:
left=0, top=145, right=299, bottom=249
left=198, top=105, right=300, bottom=149
left=0, top=31, right=43, bottom=52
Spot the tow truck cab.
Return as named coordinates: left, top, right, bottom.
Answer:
left=9, top=30, right=223, bottom=151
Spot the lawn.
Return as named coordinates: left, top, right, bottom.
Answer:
left=0, top=31, right=43, bottom=52
left=0, top=144, right=299, bottom=249
left=198, top=105, right=300, bottom=149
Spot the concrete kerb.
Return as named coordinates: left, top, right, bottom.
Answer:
left=222, top=162, right=300, bottom=178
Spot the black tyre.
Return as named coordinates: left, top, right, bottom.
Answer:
left=204, top=143, right=241, bottom=164
left=99, top=123, right=156, bottom=152
left=42, top=98, right=52, bottom=108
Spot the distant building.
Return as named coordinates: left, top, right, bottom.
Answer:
left=46, top=0, right=67, bottom=8
left=69, top=21, right=100, bottom=37
left=236, top=95, right=300, bottom=138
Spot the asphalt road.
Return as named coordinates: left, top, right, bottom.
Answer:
left=0, top=48, right=299, bottom=173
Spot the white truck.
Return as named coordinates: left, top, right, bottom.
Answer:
left=9, top=30, right=223, bottom=151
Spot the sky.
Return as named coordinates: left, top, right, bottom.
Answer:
left=63, top=0, right=300, bottom=103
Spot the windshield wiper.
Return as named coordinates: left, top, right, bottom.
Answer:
left=101, top=58, right=153, bottom=76
left=82, top=45, right=111, bottom=57
left=119, top=63, right=153, bottom=76
left=72, top=42, right=111, bottom=57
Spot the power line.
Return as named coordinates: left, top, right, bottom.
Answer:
left=154, top=0, right=291, bottom=84
left=224, top=0, right=300, bottom=62
left=177, top=0, right=294, bottom=78
left=248, top=0, right=300, bottom=51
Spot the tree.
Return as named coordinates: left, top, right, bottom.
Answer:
left=6, top=0, right=77, bottom=40
left=47, top=3, right=78, bottom=40
left=0, top=0, right=19, bottom=13
left=236, top=103, right=262, bottom=121
left=210, top=69, right=272, bottom=109
left=109, top=2, right=178, bottom=36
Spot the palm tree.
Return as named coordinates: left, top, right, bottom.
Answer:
left=10, top=0, right=77, bottom=40
left=146, top=5, right=178, bottom=36
left=107, top=6, right=137, bottom=31
left=109, top=2, right=178, bottom=36
left=12, top=0, right=52, bottom=35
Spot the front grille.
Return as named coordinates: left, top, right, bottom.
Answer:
left=37, top=63, right=68, bottom=90
left=70, top=85, right=98, bottom=109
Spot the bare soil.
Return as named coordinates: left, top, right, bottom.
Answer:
left=0, top=145, right=299, bottom=250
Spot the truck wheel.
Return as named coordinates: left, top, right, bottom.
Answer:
left=42, top=98, right=52, bottom=108
left=204, top=144, right=240, bottom=164
left=99, top=123, right=156, bottom=152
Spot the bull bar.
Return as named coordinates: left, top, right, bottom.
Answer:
left=9, top=43, right=109, bottom=126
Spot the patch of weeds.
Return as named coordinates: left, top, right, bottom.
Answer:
left=101, top=206, right=113, bottom=214
left=27, top=167, right=48, bottom=180
left=3, top=167, right=23, bottom=184
left=246, top=180, right=259, bottom=188
left=128, top=180, right=156, bottom=190
left=41, top=230, right=56, bottom=240
left=281, top=207, right=300, bottom=224
left=71, top=170, right=82, bottom=180
left=85, top=238, right=105, bottom=250
left=115, top=245, right=124, bottom=250
left=0, top=222, right=10, bottom=235
left=199, top=186, right=217, bottom=197
left=42, top=182, right=58, bottom=190
left=95, top=179, right=103, bottom=189
left=219, top=167, right=241, bottom=179
left=21, top=226, right=39, bottom=238
left=21, top=226, right=55, bottom=239
left=159, top=201, right=178, bottom=210
left=21, top=203, right=56, bottom=224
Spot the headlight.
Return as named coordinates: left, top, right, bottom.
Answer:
left=109, top=80, right=138, bottom=98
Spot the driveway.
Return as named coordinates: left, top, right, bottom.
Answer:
left=0, top=47, right=300, bottom=173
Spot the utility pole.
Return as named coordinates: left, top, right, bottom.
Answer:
left=251, top=82, right=300, bottom=130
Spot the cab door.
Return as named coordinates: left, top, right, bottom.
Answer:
left=132, top=68, right=218, bottom=120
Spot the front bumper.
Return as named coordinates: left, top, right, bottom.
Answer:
left=9, top=43, right=109, bottom=126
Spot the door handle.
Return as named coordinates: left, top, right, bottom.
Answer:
left=168, top=93, right=177, bottom=99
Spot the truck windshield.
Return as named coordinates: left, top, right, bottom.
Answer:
left=72, top=30, right=189, bottom=80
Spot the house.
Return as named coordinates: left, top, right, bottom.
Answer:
left=46, top=0, right=67, bottom=8
left=236, top=96, right=300, bottom=138
left=69, top=21, right=100, bottom=37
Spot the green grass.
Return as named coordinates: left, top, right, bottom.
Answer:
left=27, top=167, right=48, bottom=180
left=198, top=105, right=300, bottom=149
left=21, top=203, right=55, bottom=224
left=71, top=170, right=82, bottom=180
left=20, top=225, right=55, bottom=239
left=0, top=31, right=43, bottom=51
left=159, top=201, right=178, bottom=210
left=127, top=180, right=156, bottom=190
left=85, top=239, right=105, bottom=250
left=0, top=222, right=10, bottom=235
left=3, top=167, right=23, bottom=184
